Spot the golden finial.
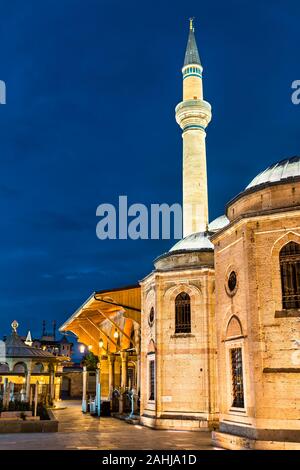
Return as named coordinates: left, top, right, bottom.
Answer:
left=189, top=17, right=195, bottom=31
left=11, top=320, right=19, bottom=333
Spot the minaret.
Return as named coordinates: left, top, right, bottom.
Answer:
left=176, top=19, right=212, bottom=238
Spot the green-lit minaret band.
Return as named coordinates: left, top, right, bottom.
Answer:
left=182, top=124, right=206, bottom=132
left=183, top=66, right=202, bottom=79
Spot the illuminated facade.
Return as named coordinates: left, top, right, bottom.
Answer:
left=211, top=158, right=300, bottom=450
left=60, top=21, right=300, bottom=449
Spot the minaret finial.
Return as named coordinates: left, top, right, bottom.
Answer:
left=11, top=320, right=19, bottom=333
left=189, top=17, right=194, bottom=31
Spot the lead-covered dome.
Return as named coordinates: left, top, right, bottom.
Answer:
left=246, top=156, right=300, bottom=190
left=169, top=231, right=213, bottom=252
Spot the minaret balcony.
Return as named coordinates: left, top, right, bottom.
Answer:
left=175, top=99, right=212, bottom=130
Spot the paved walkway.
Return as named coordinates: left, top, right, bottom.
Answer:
left=0, top=400, right=215, bottom=450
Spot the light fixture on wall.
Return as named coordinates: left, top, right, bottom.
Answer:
left=113, top=329, right=119, bottom=340
left=79, top=344, right=85, bottom=354
left=88, top=344, right=92, bottom=351
left=99, top=338, right=104, bottom=349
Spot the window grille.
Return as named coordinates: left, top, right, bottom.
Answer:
left=149, top=361, right=155, bottom=401
left=230, top=347, right=244, bottom=408
left=175, top=292, right=191, bottom=333
left=280, top=242, right=300, bottom=309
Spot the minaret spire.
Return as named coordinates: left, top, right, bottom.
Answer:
left=184, top=18, right=201, bottom=67
left=176, top=20, right=212, bottom=237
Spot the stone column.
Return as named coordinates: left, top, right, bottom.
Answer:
left=49, top=368, right=55, bottom=401
left=54, top=379, right=60, bottom=401
left=134, top=358, right=140, bottom=414
left=121, top=351, right=128, bottom=389
left=82, top=366, right=87, bottom=413
left=108, top=354, right=115, bottom=400
left=119, top=351, right=128, bottom=414
left=29, top=384, right=33, bottom=406
left=134, top=324, right=141, bottom=395
left=25, top=365, right=31, bottom=402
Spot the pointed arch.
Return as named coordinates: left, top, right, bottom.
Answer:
left=12, top=362, right=27, bottom=373
left=226, top=315, right=243, bottom=339
left=0, top=363, right=9, bottom=373
left=164, top=283, right=202, bottom=334
left=32, top=362, right=44, bottom=373
left=279, top=241, right=300, bottom=309
left=147, top=339, right=156, bottom=354
left=175, top=292, right=191, bottom=333
left=271, top=231, right=300, bottom=311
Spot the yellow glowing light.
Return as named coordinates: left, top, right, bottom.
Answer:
left=113, top=329, right=119, bottom=340
left=88, top=344, right=92, bottom=351
left=99, top=339, right=104, bottom=349
left=79, top=344, right=85, bottom=354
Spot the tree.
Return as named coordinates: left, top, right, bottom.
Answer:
left=82, top=351, right=98, bottom=371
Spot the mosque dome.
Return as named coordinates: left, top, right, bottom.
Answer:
left=169, top=231, right=213, bottom=252
left=208, top=215, right=230, bottom=233
left=246, top=156, right=300, bottom=191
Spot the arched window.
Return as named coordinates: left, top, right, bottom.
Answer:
left=230, top=348, right=244, bottom=408
left=13, top=362, right=26, bottom=373
left=280, top=242, right=300, bottom=309
left=32, top=363, right=44, bottom=373
left=175, top=292, right=191, bottom=333
left=149, top=359, right=155, bottom=401
left=0, top=363, right=9, bottom=373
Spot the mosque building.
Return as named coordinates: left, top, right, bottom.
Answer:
left=60, top=20, right=300, bottom=450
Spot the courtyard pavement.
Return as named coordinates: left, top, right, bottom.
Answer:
left=0, top=400, right=215, bottom=450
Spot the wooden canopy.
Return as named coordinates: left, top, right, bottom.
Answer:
left=59, top=285, right=141, bottom=355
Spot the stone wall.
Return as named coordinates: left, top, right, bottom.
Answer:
left=140, top=250, right=218, bottom=430
left=212, top=182, right=300, bottom=448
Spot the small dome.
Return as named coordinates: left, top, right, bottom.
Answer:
left=246, top=156, right=300, bottom=190
left=208, top=215, right=230, bottom=232
left=5, top=331, right=55, bottom=358
left=169, top=232, right=213, bottom=252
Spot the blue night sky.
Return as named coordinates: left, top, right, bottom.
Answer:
left=0, top=0, right=299, bottom=340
